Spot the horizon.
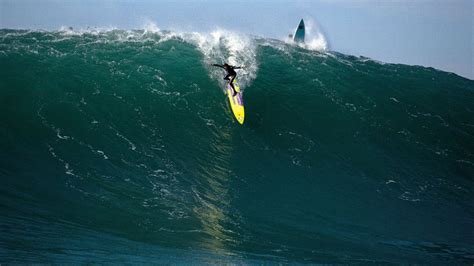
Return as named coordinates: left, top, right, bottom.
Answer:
left=1, top=0, right=472, bottom=79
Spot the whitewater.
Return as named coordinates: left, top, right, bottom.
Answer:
left=0, top=26, right=473, bottom=264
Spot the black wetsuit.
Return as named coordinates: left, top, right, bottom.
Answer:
left=212, top=63, right=242, bottom=96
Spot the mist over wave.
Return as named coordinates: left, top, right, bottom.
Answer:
left=0, top=27, right=473, bottom=264
left=285, top=18, right=328, bottom=51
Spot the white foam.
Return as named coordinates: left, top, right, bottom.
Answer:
left=284, top=18, right=328, bottom=51
left=57, top=22, right=262, bottom=89
left=177, top=29, right=258, bottom=90
left=305, top=34, right=328, bottom=51
left=390, top=97, right=400, bottom=103
left=58, top=25, right=118, bottom=36
left=134, top=23, right=259, bottom=90
left=303, top=18, right=328, bottom=51
left=142, top=21, right=161, bottom=34
left=58, top=26, right=80, bottom=36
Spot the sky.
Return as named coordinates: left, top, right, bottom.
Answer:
left=1, top=0, right=473, bottom=79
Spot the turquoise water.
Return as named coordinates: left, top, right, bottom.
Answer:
left=1, top=29, right=473, bottom=264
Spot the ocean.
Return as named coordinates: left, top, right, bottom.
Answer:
left=1, top=28, right=473, bottom=264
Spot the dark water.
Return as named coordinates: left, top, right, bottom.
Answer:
left=1, top=29, right=473, bottom=264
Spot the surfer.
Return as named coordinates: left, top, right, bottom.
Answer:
left=212, top=63, right=242, bottom=96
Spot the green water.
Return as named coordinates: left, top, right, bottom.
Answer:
left=1, top=29, right=473, bottom=264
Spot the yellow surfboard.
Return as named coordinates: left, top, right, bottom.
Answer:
left=226, top=79, right=245, bottom=124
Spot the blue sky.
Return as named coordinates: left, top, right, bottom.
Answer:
left=1, top=0, right=472, bottom=79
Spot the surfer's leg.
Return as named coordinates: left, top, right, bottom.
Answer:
left=229, top=75, right=237, bottom=96
left=223, top=74, right=231, bottom=80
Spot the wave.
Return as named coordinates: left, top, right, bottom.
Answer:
left=0, top=27, right=473, bottom=264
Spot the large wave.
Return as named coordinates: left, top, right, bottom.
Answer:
left=0, top=27, right=473, bottom=264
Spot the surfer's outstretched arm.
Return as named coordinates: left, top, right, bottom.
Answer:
left=212, top=64, right=224, bottom=68
left=233, top=66, right=243, bottom=69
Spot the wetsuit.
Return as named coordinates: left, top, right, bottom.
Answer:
left=212, top=63, right=242, bottom=96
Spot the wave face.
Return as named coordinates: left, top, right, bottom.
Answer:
left=1, top=29, right=473, bottom=264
